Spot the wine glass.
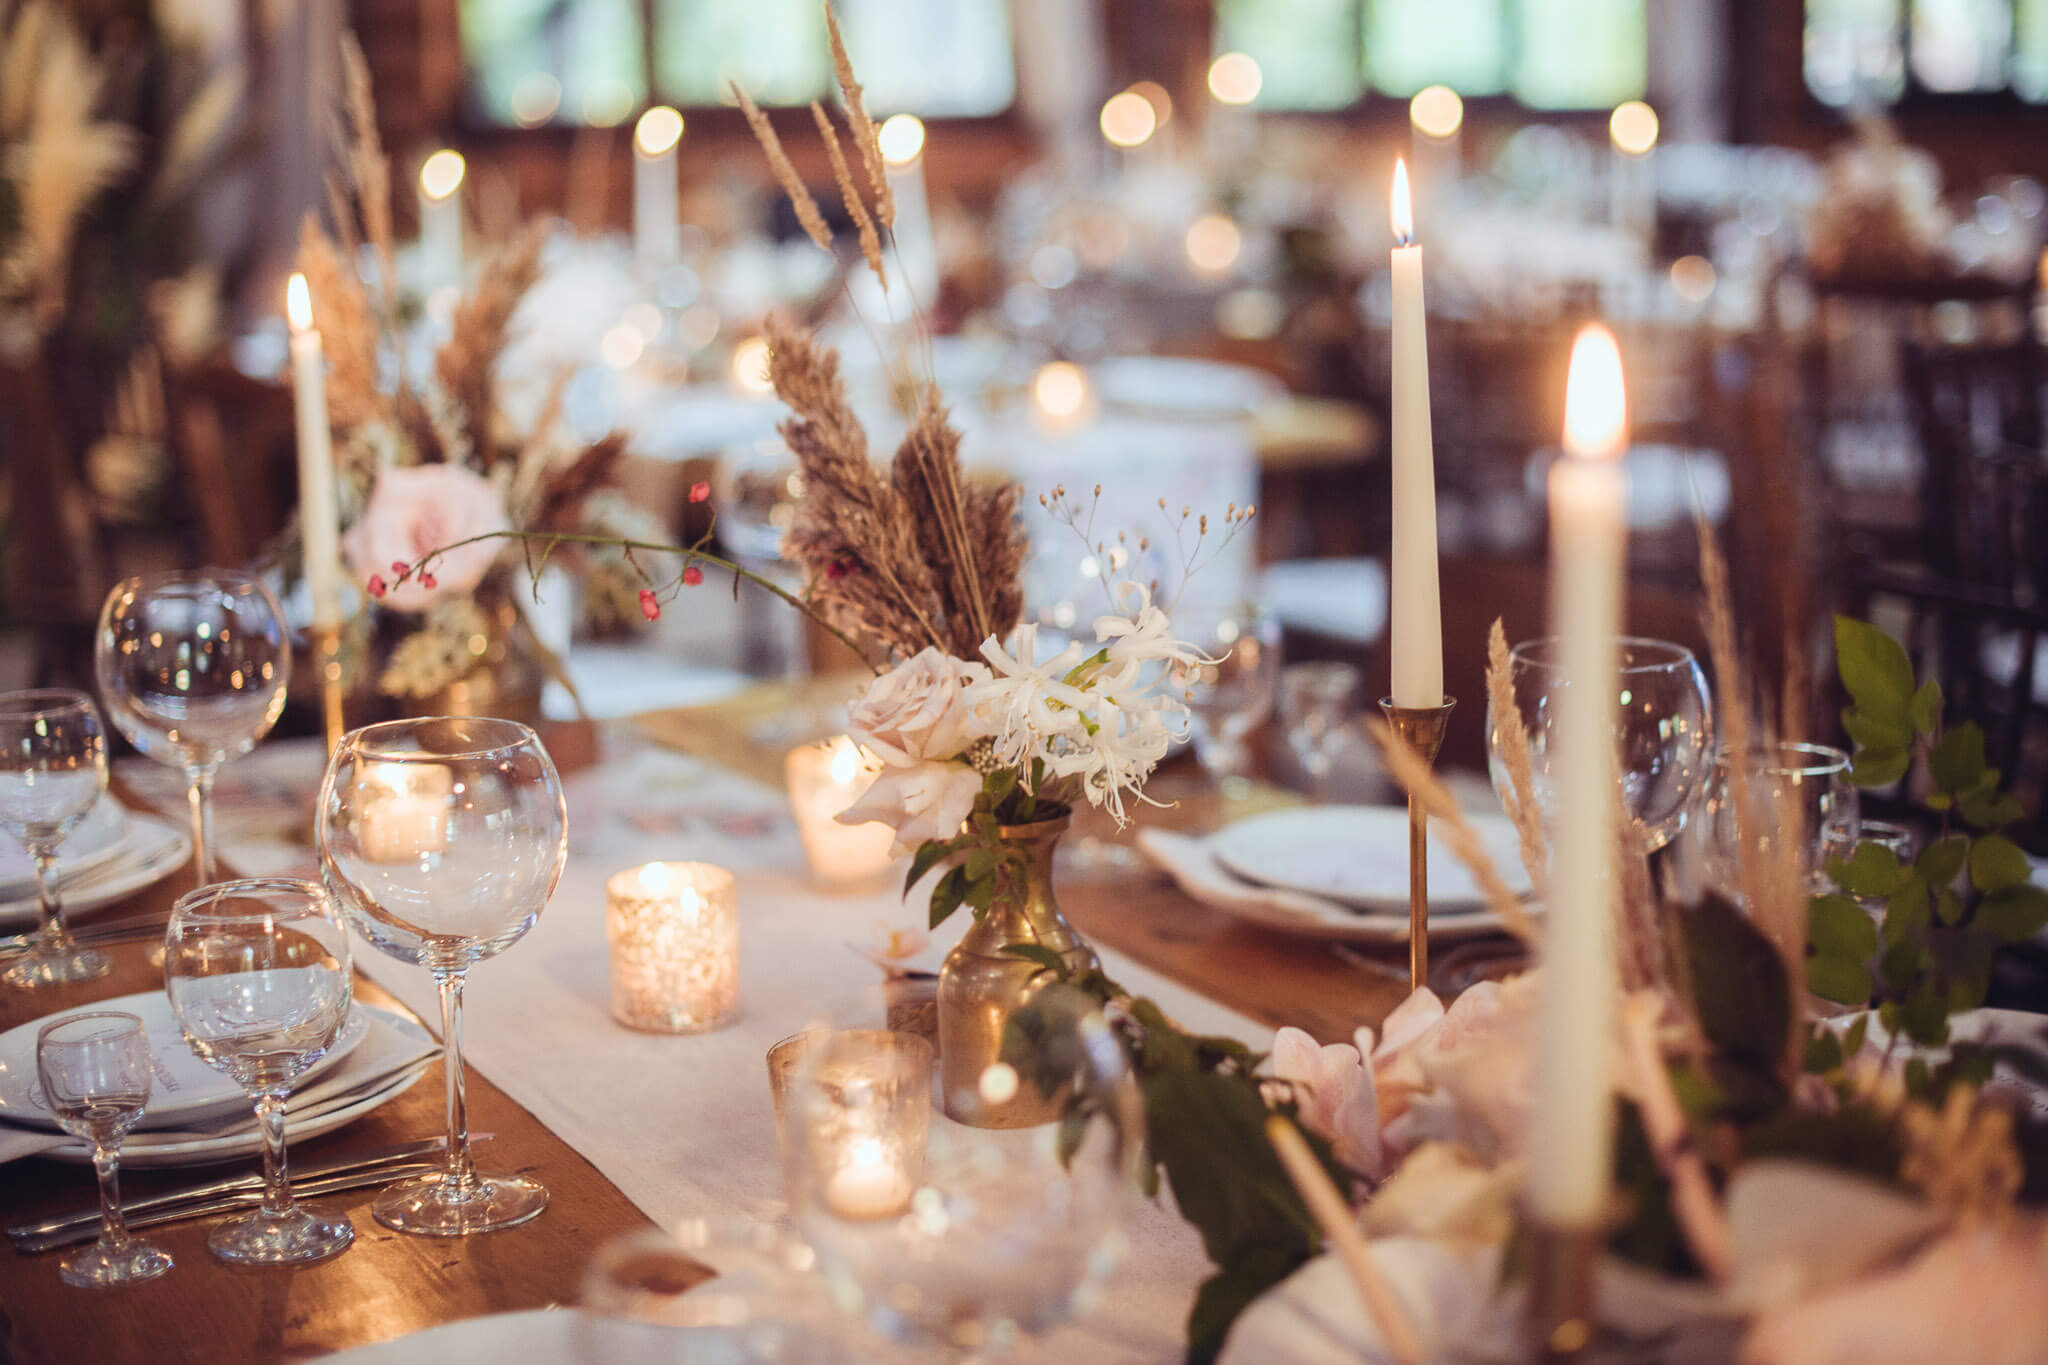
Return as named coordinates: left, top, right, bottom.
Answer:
left=165, top=878, right=355, bottom=1265
left=36, top=1011, right=175, bottom=1286
left=1279, top=662, right=1362, bottom=801
left=788, top=988, right=1143, bottom=1355
left=1486, top=636, right=1714, bottom=854
left=317, top=717, right=567, bottom=1235
left=0, top=689, right=112, bottom=986
left=96, top=570, right=291, bottom=883
left=1170, top=605, right=1281, bottom=792
left=1702, top=742, right=1859, bottom=896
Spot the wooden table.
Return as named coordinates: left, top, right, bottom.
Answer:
left=1, top=691, right=1417, bottom=1362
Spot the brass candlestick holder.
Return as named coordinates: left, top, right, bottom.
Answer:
left=1377, top=696, right=1456, bottom=993
left=1524, top=1216, right=1600, bottom=1362
left=311, top=624, right=346, bottom=753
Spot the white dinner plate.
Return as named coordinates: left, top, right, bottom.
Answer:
left=0, top=812, right=191, bottom=927
left=0, top=989, right=369, bottom=1132
left=317, top=1309, right=843, bottom=1364
left=1090, top=356, right=1281, bottom=420
left=0, top=800, right=133, bottom=900
left=1210, top=806, right=1536, bottom=914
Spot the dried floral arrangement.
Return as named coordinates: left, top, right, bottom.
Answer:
left=1002, top=517, right=2048, bottom=1363
left=300, top=35, right=650, bottom=703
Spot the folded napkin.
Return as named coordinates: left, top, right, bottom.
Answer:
left=0, top=1006, right=438, bottom=1164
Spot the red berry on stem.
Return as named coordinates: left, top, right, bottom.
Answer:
left=391, top=561, right=409, bottom=576
left=688, top=481, right=712, bottom=504
left=683, top=565, right=704, bottom=587
left=367, top=575, right=388, bottom=599
left=420, top=573, right=438, bottom=591
left=638, top=588, right=661, bottom=622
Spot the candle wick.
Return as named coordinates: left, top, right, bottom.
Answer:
left=1394, top=230, right=1414, bottom=249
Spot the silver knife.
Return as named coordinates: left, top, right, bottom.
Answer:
left=7, top=1134, right=488, bottom=1241
left=11, top=1159, right=451, bottom=1253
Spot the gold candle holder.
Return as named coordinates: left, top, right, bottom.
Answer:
left=605, top=862, right=740, bottom=1034
left=1524, top=1216, right=1600, bottom=1361
left=1378, top=696, right=1457, bottom=993
left=311, top=623, right=346, bottom=754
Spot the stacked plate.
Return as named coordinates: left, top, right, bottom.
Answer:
left=0, top=800, right=190, bottom=927
left=0, top=992, right=438, bottom=1167
left=1138, top=805, right=1537, bottom=943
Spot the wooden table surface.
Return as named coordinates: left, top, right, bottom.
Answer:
left=2, top=690, right=1424, bottom=1362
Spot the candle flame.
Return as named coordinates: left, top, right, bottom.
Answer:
left=1390, top=158, right=1414, bottom=246
left=1563, top=323, right=1628, bottom=461
left=286, top=273, right=313, bottom=332
left=878, top=113, right=925, bottom=167
left=731, top=335, right=773, bottom=394
left=635, top=105, right=684, bottom=157
left=1032, top=361, right=1090, bottom=422
left=419, top=149, right=465, bottom=201
left=1609, top=100, right=1659, bottom=156
left=637, top=861, right=673, bottom=893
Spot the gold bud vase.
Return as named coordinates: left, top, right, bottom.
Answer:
left=937, top=811, right=1098, bottom=1128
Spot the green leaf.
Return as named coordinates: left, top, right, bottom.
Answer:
left=1961, top=790, right=2027, bottom=830
left=1879, top=938, right=1928, bottom=995
left=1909, top=678, right=1943, bottom=736
left=1841, top=707, right=1912, bottom=754
left=928, top=866, right=968, bottom=929
left=904, top=837, right=962, bottom=896
left=999, top=942, right=1073, bottom=976
left=1900, top=982, right=1951, bottom=1047
left=1844, top=1013, right=1870, bottom=1058
left=1931, top=723, right=1992, bottom=798
left=982, top=766, right=1018, bottom=804
left=964, top=874, right=995, bottom=913
left=965, top=846, right=995, bottom=881
left=1904, top=1057, right=1931, bottom=1097
left=1834, top=616, right=1916, bottom=722
left=1808, top=956, right=1873, bottom=1006
left=1680, top=895, right=1791, bottom=1064
left=1976, top=884, right=2048, bottom=942
left=1878, top=1000, right=1902, bottom=1035
left=1850, top=747, right=1911, bottom=789
left=1831, top=842, right=1910, bottom=899
left=1934, top=887, right=1964, bottom=927
left=1804, top=1027, right=1845, bottom=1073
left=1881, top=881, right=1930, bottom=951
left=1187, top=1247, right=1310, bottom=1362
left=1915, top=836, right=1969, bottom=891
left=1809, top=894, right=1879, bottom=961
left=1969, top=834, right=2031, bottom=892
left=1742, top=1102, right=1906, bottom=1185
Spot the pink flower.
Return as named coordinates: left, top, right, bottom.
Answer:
left=837, top=760, right=985, bottom=853
left=1272, top=1028, right=1384, bottom=1176
left=846, top=647, right=992, bottom=767
left=344, top=464, right=510, bottom=613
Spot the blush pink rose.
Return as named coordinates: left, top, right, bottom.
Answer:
left=345, top=464, right=510, bottom=613
left=845, top=648, right=992, bottom=767
left=838, top=760, right=985, bottom=854
left=1272, top=1027, right=1385, bottom=1177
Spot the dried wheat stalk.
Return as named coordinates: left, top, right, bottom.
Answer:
left=1485, top=619, right=1548, bottom=894
left=530, top=433, right=628, bottom=533
left=732, top=83, right=832, bottom=252
left=824, top=3, right=893, bottom=228
left=295, top=217, right=386, bottom=430
left=810, top=101, right=886, bottom=287
left=338, top=33, right=396, bottom=326
left=434, top=221, right=546, bottom=462
left=1367, top=718, right=1538, bottom=945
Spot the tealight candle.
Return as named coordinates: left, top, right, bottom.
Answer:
left=606, top=862, right=739, bottom=1034
left=826, top=1135, right=915, bottom=1221
left=785, top=739, right=896, bottom=889
left=353, top=762, right=452, bottom=863
left=767, top=1029, right=932, bottom=1221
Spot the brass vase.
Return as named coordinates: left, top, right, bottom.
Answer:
left=937, top=811, right=1099, bottom=1128
left=407, top=597, right=544, bottom=724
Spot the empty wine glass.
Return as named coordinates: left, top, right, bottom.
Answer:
left=1703, top=742, right=1859, bottom=896
left=1486, top=637, right=1713, bottom=853
left=1279, top=662, right=1362, bottom=801
left=317, top=717, right=567, bottom=1235
left=788, top=988, right=1143, bottom=1356
left=165, top=878, right=355, bottom=1265
left=96, top=570, right=291, bottom=883
left=1170, top=606, right=1281, bottom=792
left=0, top=689, right=112, bottom=986
left=36, top=1011, right=174, bottom=1286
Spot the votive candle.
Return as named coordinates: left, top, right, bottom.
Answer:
left=786, top=738, right=896, bottom=888
left=606, top=861, right=739, bottom=1034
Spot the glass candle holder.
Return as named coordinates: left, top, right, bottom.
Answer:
left=785, top=739, right=896, bottom=889
left=768, top=1029, right=932, bottom=1221
left=605, top=862, right=740, bottom=1034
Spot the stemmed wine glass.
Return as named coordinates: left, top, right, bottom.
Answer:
left=317, top=717, right=567, bottom=1235
left=1279, top=662, right=1362, bottom=801
left=36, top=1012, right=175, bottom=1286
left=1170, top=605, right=1282, bottom=793
left=165, top=878, right=356, bottom=1264
left=1486, top=636, right=1714, bottom=854
left=95, top=570, right=291, bottom=883
left=0, top=690, right=113, bottom=986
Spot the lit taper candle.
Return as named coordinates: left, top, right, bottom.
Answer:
left=417, top=149, right=466, bottom=289
left=1388, top=159, right=1442, bottom=708
left=1528, top=323, right=1628, bottom=1230
left=633, top=106, right=684, bottom=279
left=286, top=274, right=340, bottom=631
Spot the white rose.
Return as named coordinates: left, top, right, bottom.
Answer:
left=845, top=647, right=991, bottom=766
left=837, top=760, right=984, bottom=853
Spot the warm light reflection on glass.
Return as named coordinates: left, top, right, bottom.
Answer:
left=1563, top=323, right=1628, bottom=460
left=1409, top=85, right=1464, bottom=138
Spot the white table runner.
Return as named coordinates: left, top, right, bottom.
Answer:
left=138, top=733, right=1280, bottom=1362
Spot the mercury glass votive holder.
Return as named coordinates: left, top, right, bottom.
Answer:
left=605, top=861, right=739, bottom=1034
left=784, top=738, right=897, bottom=889
left=768, top=1028, right=933, bottom=1221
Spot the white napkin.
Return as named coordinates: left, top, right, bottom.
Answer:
left=0, top=1007, right=438, bottom=1164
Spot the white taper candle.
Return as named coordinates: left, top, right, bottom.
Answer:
left=286, top=273, right=341, bottom=629
left=1388, top=159, right=1443, bottom=708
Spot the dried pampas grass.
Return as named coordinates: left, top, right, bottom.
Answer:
left=1485, top=619, right=1548, bottom=895
left=434, top=221, right=546, bottom=461
left=338, top=33, right=396, bottom=324
left=824, top=3, right=892, bottom=228
left=810, top=101, right=885, bottom=287
left=732, top=84, right=832, bottom=253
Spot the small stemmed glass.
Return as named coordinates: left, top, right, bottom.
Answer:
left=95, top=570, right=291, bottom=884
left=318, top=717, right=567, bottom=1235
left=0, top=689, right=113, bottom=987
left=1279, top=662, right=1363, bottom=801
left=166, top=878, right=356, bottom=1264
left=36, top=1012, right=174, bottom=1286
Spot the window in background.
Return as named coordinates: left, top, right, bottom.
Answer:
left=461, top=0, right=1014, bottom=125
left=1805, top=0, right=2048, bottom=103
left=1215, top=0, right=1361, bottom=110
left=1217, top=0, right=1644, bottom=110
